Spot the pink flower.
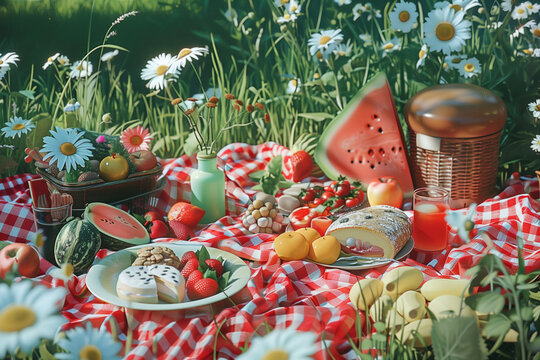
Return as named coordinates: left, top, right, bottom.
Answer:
left=96, top=135, right=106, bottom=144
left=120, top=126, right=152, bottom=153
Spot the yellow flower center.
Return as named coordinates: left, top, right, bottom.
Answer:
left=517, top=8, right=524, bottom=14
left=536, top=104, right=540, bottom=111
left=524, top=49, right=533, bottom=54
left=60, top=142, right=77, bottom=156
left=0, top=305, right=37, bottom=332
left=280, top=0, right=289, bottom=4
left=155, top=65, right=168, bottom=76
left=130, top=135, right=143, bottom=146
left=313, top=72, right=320, bottom=79
left=527, top=3, right=533, bottom=9
left=452, top=57, right=461, bottom=63
left=35, top=233, right=44, bottom=247
left=383, top=43, right=395, bottom=50
left=443, top=62, right=448, bottom=69
left=58, top=58, right=66, bottom=65
left=534, top=29, right=540, bottom=37
left=177, top=48, right=192, bottom=59
left=79, top=345, right=102, bottom=360
left=419, top=49, right=425, bottom=58
left=284, top=13, right=291, bottom=19
left=436, top=22, right=455, bottom=41
left=399, top=11, right=410, bottom=22
left=319, top=35, right=331, bottom=45
left=12, top=123, right=25, bottom=130
left=48, top=57, right=53, bottom=62
left=290, top=79, right=297, bottom=87
left=290, top=5, right=297, bottom=11
left=0, top=60, right=3, bottom=65
left=63, top=263, right=74, bottom=277
left=262, top=349, right=289, bottom=360
left=316, top=51, right=323, bottom=59
left=365, top=4, right=371, bottom=10
left=76, top=63, right=84, bottom=71
left=450, top=4, right=463, bottom=11
left=464, top=63, right=475, bottom=72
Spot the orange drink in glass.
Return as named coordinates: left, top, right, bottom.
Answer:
left=412, top=187, right=449, bottom=252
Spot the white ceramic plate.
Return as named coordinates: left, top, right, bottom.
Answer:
left=309, top=237, right=415, bottom=270
left=86, top=241, right=251, bottom=310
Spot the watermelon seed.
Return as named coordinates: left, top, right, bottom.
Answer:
left=391, top=146, right=396, bottom=152
left=371, top=114, right=379, bottom=120
left=368, top=149, right=374, bottom=156
left=347, top=149, right=351, bottom=153
left=379, top=148, right=385, bottom=156
left=378, top=127, right=383, bottom=133
left=370, top=165, right=375, bottom=169
left=366, top=123, right=371, bottom=128
left=350, top=160, right=354, bottom=164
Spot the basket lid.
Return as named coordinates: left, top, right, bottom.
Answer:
left=404, top=83, right=506, bottom=138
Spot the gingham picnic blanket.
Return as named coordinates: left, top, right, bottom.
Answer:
left=1, top=142, right=540, bottom=359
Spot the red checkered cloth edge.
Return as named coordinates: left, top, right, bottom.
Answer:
left=1, top=143, right=540, bottom=359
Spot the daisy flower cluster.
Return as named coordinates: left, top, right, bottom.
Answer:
left=276, top=0, right=301, bottom=24
left=140, top=47, right=209, bottom=90
left=43, top=53, right=70, bottom=70
left=308, top=29, right=344, bottom=60
left=0, top=52, right=19, bottom=81
left=352, top=3, right=381, bottom=21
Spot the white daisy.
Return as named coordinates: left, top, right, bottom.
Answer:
left=381, top=37, right=402, bottom=56
left=287, top=0, right=301, bottom=13
left=1, top=117, right=35, bottom=138
left=423, top=7, right=472, bottom=55
left=523, top=1, right=540, bottom=13
left=445, top=203, right=477, bottom=243
left=531, top=135, right=540, bottom=152
left=286, top=78, right=301, bottom=94
left=444, top=54, right=464, bottom=69
left=417, top=44, right=428, bottom=68
left=0, top=281, right=66, bottom=357
left=274, top=0, right=290, bottom=7
left=359, top=33, right=373, bottom=44
left=366, top=5, right=382, bottom=21
left=101, top=49, right=119, bottom=62
left=333, top=42, right=353, bottom=57
left=140, top=53, right=178, bottom=91
left=390, top=1, right=418, bottom=33
left=308, top=29, right=343, bottom=59
left=534, top=49, right=540, bottom=57
left=69, top=60, right=93, bottom=78
left=500, top=0, right=515, bottom=12
left=57, top=55, right=70, bottom=66
left=0, top=52, right=19, bottom=72
left=530, top=23, right=540, bottom=38
left=529, top=99, right=540, bottom=118
left=237, top=328, right=318, bottom=360
left=49, top=263, right=75, bottom=283
left=64, top=101, right=81, bottom=113
left=56, top=322, right=122, bottom=360
left=335, top=0, right=352, bottom=5
left=435, top=0, right=481, bottom=12
left=43, top=53, right=60, bottom=70
left=41, top=127, right=95, bottom=172
left=510, top=20, right=535, bottom=39
left=277, top=12, right=298, bottom=23
left=458, top=57, right=481, bottom=78
left=353, top=4, right=364, bottom=20
left=171, top=47, right=209, bottom=73
left=512, top=4, right=530, bottom=19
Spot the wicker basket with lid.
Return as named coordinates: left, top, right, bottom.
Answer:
left=404, top=83, right=506, bottom=209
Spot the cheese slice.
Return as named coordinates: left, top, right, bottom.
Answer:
left=327, top=205, right=412, bottom=258
left=116, top=265, right=186, bottom=304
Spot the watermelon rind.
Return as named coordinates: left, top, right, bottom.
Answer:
left=55, top=218, right=102, bottom=275
left=315, top=73, right=389, bottom=180
left=84, top=202, right=150, bottom=251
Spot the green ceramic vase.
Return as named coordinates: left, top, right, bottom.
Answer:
left=191, top=152, right=225, bottom=224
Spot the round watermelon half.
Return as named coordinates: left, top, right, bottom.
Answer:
left=84, top=202, right=150, bottom=251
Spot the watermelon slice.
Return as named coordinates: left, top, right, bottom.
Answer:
left=315, top=73, right=414, bottom=196
left=84, top=202, right=150, bottom=250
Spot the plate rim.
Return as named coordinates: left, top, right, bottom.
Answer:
left=86, top=241, right=251, bottom=310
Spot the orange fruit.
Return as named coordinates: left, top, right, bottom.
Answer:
left=273, top=231, right=309, bottom=261
left=168, top=202, right=206, bottom=228
left=308, top=235, right=341, bottom=264
left=295, top=227, right=321, bottom=246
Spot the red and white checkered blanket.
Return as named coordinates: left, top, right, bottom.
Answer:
left=1, top=142, right=539, bottom=359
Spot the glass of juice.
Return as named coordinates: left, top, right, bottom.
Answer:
left=32, top=203, right=72, bottom=266
left=412, top=187, right=449, bottom=252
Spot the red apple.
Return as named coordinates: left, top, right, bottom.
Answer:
left=0, top=243, right=40, bottom=278
left=129, top=150, right=157, bottom=172
left=367, top=177, right=404, bottom=209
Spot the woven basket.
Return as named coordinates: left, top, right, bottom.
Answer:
left=405, top=84, right=506, bottom=209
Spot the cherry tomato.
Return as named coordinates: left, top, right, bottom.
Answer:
left=321, top=191, right=334, bottom=202
left=335, top=184, right=351, bottom=197
left=301, top=192, right=315, bottom=202
left=356, top=190, right=365, bottom=203
left=333, top=197, right=344, bottom=208
left=313, top=198, right=323, bottom=206
left=324, top=185, right=334, bottom=193
left=346, top=198, right=360, bottom=208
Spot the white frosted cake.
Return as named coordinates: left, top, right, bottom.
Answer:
left=116, top=265, right=186, bottom=304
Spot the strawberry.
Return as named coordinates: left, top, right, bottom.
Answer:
left=169, top=220, right=195, bottom=240
left=167, top=202, right=206, bottom=228
left=144, top=210, right=166, bottom=223
left=147, top=220, right=170, bottom=239
left=179, top=251, right=197, bottom=269
left=181, top=258, right=199, bottom=278
left=205, top=259, right=223, bottom=277
left=186, top=270, right=204, bottom=299
left=291, top=150, right=313, bottom=183
left=191, top=278, right=219, bottom=299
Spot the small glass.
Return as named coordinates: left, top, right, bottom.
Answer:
left=412, top=187, right=450, bottom=252
left=32, top=203, right=72, bottom=266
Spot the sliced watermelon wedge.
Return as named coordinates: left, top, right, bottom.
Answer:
left=315, top=73, right=414, bottom=196
left=84, top=202, right=150, bottom=251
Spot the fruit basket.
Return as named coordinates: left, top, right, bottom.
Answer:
left=37, top=164, right=164, bottom=216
